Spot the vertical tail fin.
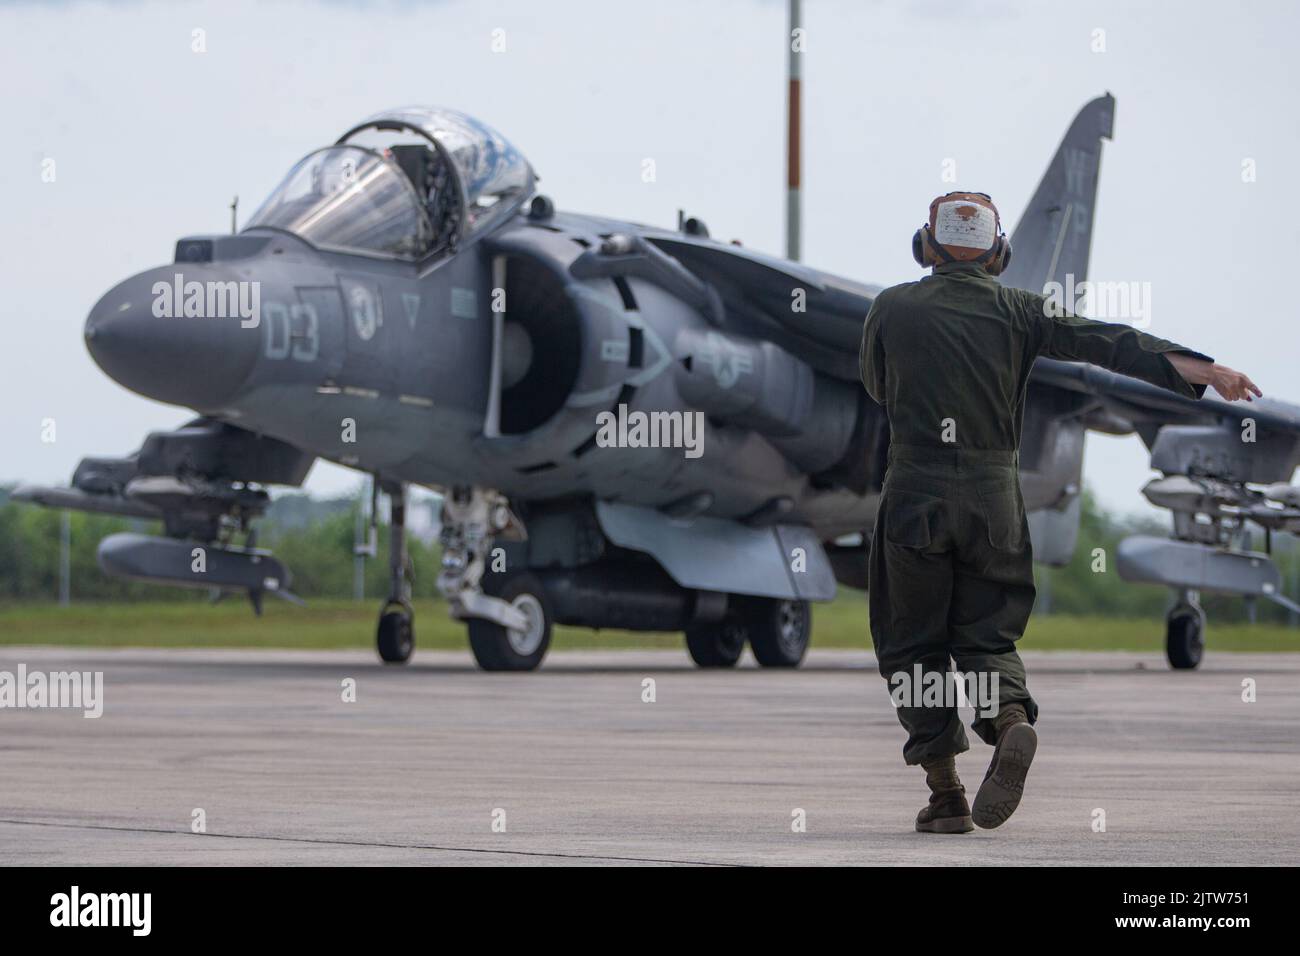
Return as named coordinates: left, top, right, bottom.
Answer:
left=1000, top=93, right=1116, bottom=294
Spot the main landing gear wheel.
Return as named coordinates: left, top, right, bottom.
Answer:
left=1166, top=600, right=1205, bottom=670
left=467, top=574, right=553, bottom=672
left=377, top=600, right=414, bottom=664
left=744, top=597, right=812, bottom=668
left=685, top=615, right=748, bottom=668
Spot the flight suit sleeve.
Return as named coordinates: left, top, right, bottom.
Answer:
left=1028, top=293, right=1214, bottom=399
left=860, top=295, right=888, bottom=405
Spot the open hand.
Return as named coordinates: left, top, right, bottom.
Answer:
left=1166, top=354, right=1262, bottom=402
left=1207, top=364, right=1262, bottom=402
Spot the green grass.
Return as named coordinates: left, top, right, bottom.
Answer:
left=0, top=596, right=1296, bottom=653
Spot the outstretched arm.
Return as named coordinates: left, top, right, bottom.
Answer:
left=1032, top=298, right=1251, bottom=401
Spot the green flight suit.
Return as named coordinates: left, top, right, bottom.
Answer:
left=860, top=262, right=1209, bottom=765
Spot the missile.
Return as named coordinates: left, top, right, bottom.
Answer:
left=1141, top=477, right=1300, bottom=533
left=1140, top=475, right=1241, bottom=515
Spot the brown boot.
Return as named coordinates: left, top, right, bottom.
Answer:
left=915, top=757, right=973, bottom=834
left=972, top=704, right=1037, bottom=830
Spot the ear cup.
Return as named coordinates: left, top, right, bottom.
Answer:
left=982, top=235, right=1002, bottom=275
left=912, top=227, right=927, bottom=266
left=986, top=235, right=1012, bottom=276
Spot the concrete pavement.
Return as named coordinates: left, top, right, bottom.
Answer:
left=0, top=646, right=1296, bottom=865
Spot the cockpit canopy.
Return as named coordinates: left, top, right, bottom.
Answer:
left=245, top=107, right=535, bottom=260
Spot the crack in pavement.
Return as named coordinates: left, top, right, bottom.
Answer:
left=0, top=818, right=740, bottom=867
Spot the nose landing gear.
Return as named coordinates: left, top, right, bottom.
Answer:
left=436, top=486, right=536, bottom=670
left=466, top=573, right=553, bottom=671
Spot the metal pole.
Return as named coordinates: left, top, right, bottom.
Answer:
left=59, top=510, right=71, bottom=607
left=353, top=490, right=366, bottom=602
left=785, top=0, right=802, bottom=262
left=1291, top=535, right=1299, bottom=629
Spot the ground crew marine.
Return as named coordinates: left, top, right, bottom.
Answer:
left=859, top=191, right=1258, bottom=833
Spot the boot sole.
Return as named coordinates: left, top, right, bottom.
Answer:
left=972, top=723, right=1037, bottom=829
left=916, top=815, right=974, bottom=834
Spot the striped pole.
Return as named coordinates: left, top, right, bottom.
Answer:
left=785, top=0, right=803, bottom=262
left=59, top=510, right=71, bottom=607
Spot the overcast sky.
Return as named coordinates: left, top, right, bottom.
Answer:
left=1, top=0, right=1296, bottom=515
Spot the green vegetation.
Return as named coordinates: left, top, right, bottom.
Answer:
left=1, top=484, right=1296, bottom=651
left=0, top=487, right=443, bottom=602
left=0, top=596, right=1294, bottom=653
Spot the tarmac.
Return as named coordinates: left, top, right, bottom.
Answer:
left=1, top=645, right=1296, bottom=866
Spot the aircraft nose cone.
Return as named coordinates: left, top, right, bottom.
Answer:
left=85, top=267, right=262, bottom=410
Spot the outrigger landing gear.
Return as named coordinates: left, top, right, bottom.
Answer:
left=375, top=480, right=415, bottom=664
left=377, top=599, right=414, bottom=663
left=1165, top=589, right=1205, bottom=670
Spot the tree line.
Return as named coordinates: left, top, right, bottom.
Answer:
left=0, top=485, right=1296, bottom=622
left=0, top=488, right=442, bottom=602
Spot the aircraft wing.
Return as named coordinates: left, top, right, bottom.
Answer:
left=1032, top=357, right=1300, bottom=434
left=1026, top=354, right=1300, bottom=666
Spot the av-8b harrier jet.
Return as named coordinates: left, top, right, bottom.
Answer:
left=17, top=96, right=1300, bottom=670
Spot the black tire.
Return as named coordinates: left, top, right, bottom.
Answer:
left=685, top=615, right=747, bottom=668
left=377, top=603, right=414, bottom=664
left=467, top=574, right=552, bottom=671
left=744, top=597, right=811, bottom=668
left=1166, top=602, right=1205, bottom=670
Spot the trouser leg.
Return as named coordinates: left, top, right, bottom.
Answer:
left=868, top=496, right=966, bottom=766
left=950, top=480, right=1039, bottom=747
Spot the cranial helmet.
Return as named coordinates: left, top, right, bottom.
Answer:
left=911, top=191, right=1012, bottom=276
